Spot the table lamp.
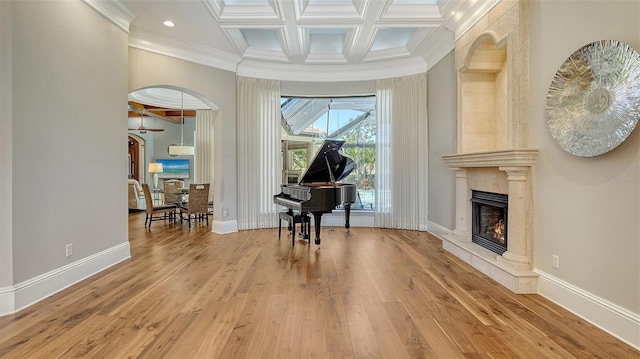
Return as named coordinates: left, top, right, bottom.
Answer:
left=148, top=162, right=163, bottom=189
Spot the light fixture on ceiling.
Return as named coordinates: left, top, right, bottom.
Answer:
left=163, top=20, right=175, bottom=27
left=168, top=91, right=195, bottom=156
left=128, top=113, right=165, bottom=133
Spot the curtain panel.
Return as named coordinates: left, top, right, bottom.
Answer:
left=195, top=109, right=215, bottom=202
left=236, top=76, right=281, bottom=230
left=375, top=74, right=429, bottom=230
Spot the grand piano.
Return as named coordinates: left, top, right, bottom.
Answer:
left=273, top=140, right=357, bottom=245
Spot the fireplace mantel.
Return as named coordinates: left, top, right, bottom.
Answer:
left=442, top=149, right=538, bottom=168
left=441, top=149, right=539, bottom=293
left=442, top=0, right=535, bottom=293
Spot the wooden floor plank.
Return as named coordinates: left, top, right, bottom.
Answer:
left=0, top=213, right=637, bottom=358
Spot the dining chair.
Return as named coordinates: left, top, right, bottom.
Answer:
left=162, top=180, right=183, bottom=206
left=180, top=183, right=210, bottom=228
left=141, top=184, right=177, bottom=228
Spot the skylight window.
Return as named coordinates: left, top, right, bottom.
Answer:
left=371, top=28, right=417, bottom=50
left=309, top=28, right=347, bottom=54
left=240, top=29, right=282, bottom=51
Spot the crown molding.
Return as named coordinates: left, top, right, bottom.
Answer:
left=243, top=48, right=290, bottom=63
left=454, top=0, right=500, bottom=40
left=363, top=47, right=411, bottom=62
left=129, top=29, right=432, bottom=81
left=439, top=0, right=500, bottom=40
left=305, top=53, right=348, bottom=64
left=204, top=0, right=283, bottom=22
left=114, top=0, right=496, bottom=81
left=128, top=31, right=241, bottom=73
left=236, top=56, right=426, bottom=82
left=420, top=26, right=455, bottom=71
left=81, top=0, right=134, bottom=33
left=380, top=2, right=443, bottom=21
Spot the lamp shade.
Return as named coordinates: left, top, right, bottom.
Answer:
left=168, top=145, right=195, bottom=156
left=148, top=162, right=163, bottom=173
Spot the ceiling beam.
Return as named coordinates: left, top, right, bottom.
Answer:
left=127, top=101, right=195, bottom=123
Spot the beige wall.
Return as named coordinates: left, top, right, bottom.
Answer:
left=529, top=0, right=639, bottom=314
left=0, top=0, right=14, bottom=292
left=10, top=1, right=129, bottom=283
left=427, top=51, right=456, bottom=230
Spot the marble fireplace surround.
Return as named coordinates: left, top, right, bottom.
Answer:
left=442, top=149, right=538, bottom=293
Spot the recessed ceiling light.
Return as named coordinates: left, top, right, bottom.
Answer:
left=163, top=20, right=175, bottom=27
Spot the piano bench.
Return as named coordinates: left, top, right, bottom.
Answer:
left=278, top=211, right=310, bottom=246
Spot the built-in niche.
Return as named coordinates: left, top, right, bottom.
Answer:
left=459, top=34, right=508, bottom=153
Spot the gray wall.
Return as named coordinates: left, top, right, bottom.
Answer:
left=128, top=49, right=237, bottom=229
left=0, top=0, right=14, bottom=291
left=427, top=51, right=456, bottom=230
left=529, top=0, right=639, bottom=314
left=10, top=1, right=129, bottom=282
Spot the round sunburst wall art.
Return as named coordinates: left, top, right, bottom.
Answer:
left=545, top=40, right=640, bottom=157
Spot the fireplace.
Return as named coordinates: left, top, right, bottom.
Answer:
left=471, top=190, right=508, bottom=255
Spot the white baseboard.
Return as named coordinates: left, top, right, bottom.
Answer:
left=0, top=285, right=15, bottom=316
left=212, top=219, right=238, bottom=234
left=426, top=221, right=639, bottom=350
left=427, top=220, right=452, bottom=240
left=0, top=242, right=131, bottom=316
left=536, top=269, right=640, bottom=350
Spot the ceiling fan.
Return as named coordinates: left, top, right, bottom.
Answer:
left=128, top=113, right=165, bottom=133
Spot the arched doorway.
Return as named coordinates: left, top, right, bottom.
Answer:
left=127, top=134, right=145, bottom=182
left=128, top=86, right=219, bottom=216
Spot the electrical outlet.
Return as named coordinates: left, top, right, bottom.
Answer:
left=66, top=244, right=73, bottom=257
left=552, top=255, right=559, bottom=269
left=222, top=208, right=228, bottom=218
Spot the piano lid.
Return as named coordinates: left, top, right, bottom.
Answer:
left=299, top=140, right=356, bottom=184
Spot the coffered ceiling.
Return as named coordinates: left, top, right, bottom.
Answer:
left=88, top=0, right=499, bottom=81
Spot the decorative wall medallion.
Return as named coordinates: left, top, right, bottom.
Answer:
left=546, top=40, right=640, bottom=157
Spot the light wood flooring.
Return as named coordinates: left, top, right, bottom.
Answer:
left=0, top=212, right=638, bottom=358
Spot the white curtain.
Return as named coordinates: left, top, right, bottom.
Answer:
left=236, top=76, right=281, bottom=230
left=195, top=109, right=215, bottom=202
left=375, top=74, right=428, bottom=230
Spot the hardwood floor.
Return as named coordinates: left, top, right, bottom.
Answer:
left=0, top=212, right=637, bottom=358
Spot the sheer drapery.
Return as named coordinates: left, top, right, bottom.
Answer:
left=375, top=74, right=428, bottom=230
left=195, top=109, right=215, bottom=202
left=236, top=76, right=281, bottom=230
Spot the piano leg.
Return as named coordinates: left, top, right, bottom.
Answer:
left=344, top=203, right=352, bottom=232
left=287, top=209, right=294, bottom=232
left=311, top=212, right=323, bottom=245
left=301, top=213, right=311, bottom=243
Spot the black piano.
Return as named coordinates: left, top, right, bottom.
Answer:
left=273, top=140, right=357, bottom=245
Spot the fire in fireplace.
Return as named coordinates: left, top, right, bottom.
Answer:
left=471, top=190, right=508, bottom=255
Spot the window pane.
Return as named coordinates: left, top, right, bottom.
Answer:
left=281, top=95, right=376, bottom=211
left=290, top=149, right=307, bottom=170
